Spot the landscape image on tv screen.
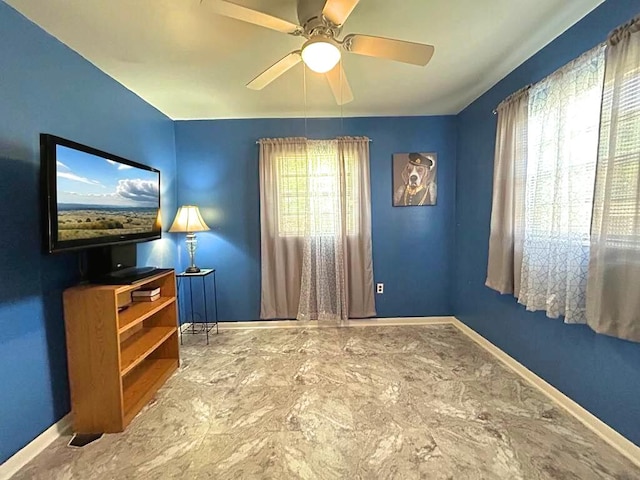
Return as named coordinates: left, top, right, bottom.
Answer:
left=56, top=145, right=160, bottom=242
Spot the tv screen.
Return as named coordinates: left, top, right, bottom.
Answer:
left=41, top=134, right=161, bottom=253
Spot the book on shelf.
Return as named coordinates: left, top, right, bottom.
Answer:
left=132, top=293, right=161, bottom=302
left=132, top=287, right=161, bottom=297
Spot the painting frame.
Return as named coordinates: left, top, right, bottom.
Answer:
left=392, top=152, right=438, bottom=207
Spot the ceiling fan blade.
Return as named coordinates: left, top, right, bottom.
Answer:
left=343, top=34, right=435, bottom=66
left=247, top=51, right=302, bottom=90
left=322, top=0, right=360, bottom=26
left=325, top=62, right=354, bottom=105
left=212, top=0, right=302, bottom=35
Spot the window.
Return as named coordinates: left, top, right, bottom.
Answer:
left=592, top=63, right=640, bottom=247
left=259, top=136, right=375, bottom=321
left=276, top=141, right=359, bottom=237
left=501, top=45, right=606, bottom=322
left=486, top=46, right=604, bottom=323
left=524, top=46, right=605, bottom=243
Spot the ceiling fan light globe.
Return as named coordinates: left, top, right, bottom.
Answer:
left=301, top=39, right=341, bottom=73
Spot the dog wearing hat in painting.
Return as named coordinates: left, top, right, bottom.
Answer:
left=393, top=152, right=437, bottom=206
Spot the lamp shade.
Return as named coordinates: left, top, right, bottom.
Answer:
left=301, top=36, right=341, bottom=73
left=169, top=205, right=210, bottom=233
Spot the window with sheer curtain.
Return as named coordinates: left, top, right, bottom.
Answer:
left=259, top=137, right=376, bottom=322
left=488, top=16, right=640, bottom=342
left=517, top=45, right=605, bottom=322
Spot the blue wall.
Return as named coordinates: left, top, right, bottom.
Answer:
left=0, top=3, right=177, bottom=463
left=455, top=0, right=640, bottom=446
left=4, top=0, right=640, bottom=464
left=175, top=117, right=457, bottom=321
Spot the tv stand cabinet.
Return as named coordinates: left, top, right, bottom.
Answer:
left=63, top=269, right=179, bottom=434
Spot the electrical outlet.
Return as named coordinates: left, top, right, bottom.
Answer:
left=376, top=283, right=384, bottom=294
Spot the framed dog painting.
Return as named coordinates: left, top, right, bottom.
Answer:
left=392, top=152, right=437, bottom=206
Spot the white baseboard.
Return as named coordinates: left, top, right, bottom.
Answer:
left=450, top=317, right=640, bottom=469
left=217, top=316, right=455, bottom=330
left=217, top=320, right=300, bottom=330
left=0, top=414, right=71, bottom=480
left=345, top=316, right=455, bottom=327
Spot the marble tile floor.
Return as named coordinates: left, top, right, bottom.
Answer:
left=12, top=325, right=640, bottom=479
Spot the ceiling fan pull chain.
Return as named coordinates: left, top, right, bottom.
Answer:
left=303, top=63, right=308, bottom=139
left=340, top=57, right=344, bottom=134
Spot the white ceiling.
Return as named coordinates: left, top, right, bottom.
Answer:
left=6, top=0, right=604, bottom=120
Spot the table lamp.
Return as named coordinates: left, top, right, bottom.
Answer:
left=169, top=205, right=210, bottom=273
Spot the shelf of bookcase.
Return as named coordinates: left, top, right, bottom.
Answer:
left=122, top=358, right=178, bottom=426
left=118, top=297, right=176, bottom=335
left=120, top=326, right=176, bottom=376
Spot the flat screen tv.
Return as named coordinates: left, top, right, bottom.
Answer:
left=41, top=134, right=161, bottom=254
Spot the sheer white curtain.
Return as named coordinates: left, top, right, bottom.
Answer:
left=486, top=87, right=529, bottom=296
left=587, top=18, right=640, bottom=342
left=298, top=139, right=347, bottom=321
left=259, top=137, right=375, bottom=323
left=518, top=46, right=605, bottom=322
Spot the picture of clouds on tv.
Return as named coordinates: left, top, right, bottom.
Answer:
left=56, top=145, right=160, bottom=242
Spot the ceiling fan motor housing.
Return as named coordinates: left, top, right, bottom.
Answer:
left=297, top=0, right=342, bottom=38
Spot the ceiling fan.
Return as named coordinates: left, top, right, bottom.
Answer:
left=208, top=0, right=435, bottom=105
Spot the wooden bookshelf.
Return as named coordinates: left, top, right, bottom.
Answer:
left=63, top=269, right=179, bottom=434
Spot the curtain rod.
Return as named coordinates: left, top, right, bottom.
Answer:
left=492, top=84, right=532, bottom=115
left=256, top=138, right=373, bottom=144
left=492, top=41, right=607, bottom=115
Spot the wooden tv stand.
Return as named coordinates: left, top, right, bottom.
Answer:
left=63, top=269, right=179, bottom=434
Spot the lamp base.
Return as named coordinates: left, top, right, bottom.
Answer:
left=185, top=266, right=201, bottom=274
